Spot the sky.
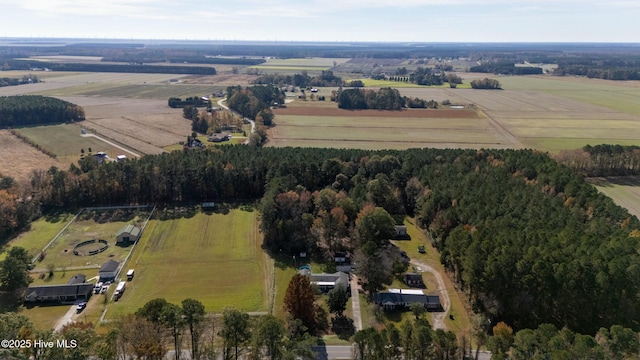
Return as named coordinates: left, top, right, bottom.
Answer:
left=0, top=0, right=638, bottom=43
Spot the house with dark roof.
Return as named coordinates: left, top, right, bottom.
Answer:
left=298, top=268, right=349, bottom=292
left=404, top=273, right=425, bottom=288
left=373, top=291, right=441, bottom=311
left=393, top=225, right=410, bottom=239
left=67, top=274, right=87, bottom=285
left=24, top=273, right=93, bottom=303
left=99, top=260, right=120, bottom=282
left=116, top=224, right=141, bottom=245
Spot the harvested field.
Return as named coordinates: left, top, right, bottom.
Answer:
left=0, top=130, right=66, bottom=183
left=64, top=96, right=191, bottom=154
left=273, top=107, right=479, bottom=118
left=268, top=113, right=515, bottom=150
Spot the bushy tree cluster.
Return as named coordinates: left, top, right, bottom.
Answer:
left=470, top=78, right=501, bottom=89
left=558, top=144, right=640, bottom=176
left=254, top=70, right=344, bottom=87
left=0, top=75, right=39, bottom=88
left=168, top=96, right=208, bottom=108
left=353, top=319, right=458, bottom=360
left=0, top=95, right=85, bottom=128
left=225, top=85, right=283, bottom=120
left=470, top=61, right=543, bottom=75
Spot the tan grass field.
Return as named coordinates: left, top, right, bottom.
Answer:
left=0, top=130, right=66, bottom=183
left=586, top=177, right=640, bottom=219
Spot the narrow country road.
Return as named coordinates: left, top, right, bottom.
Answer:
left=217, top=98, right=255, bottom=144
left=409, top=259, right=451, bottom=330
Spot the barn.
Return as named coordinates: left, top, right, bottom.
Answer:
left=99, top=259, right=120, bottom=282
left=116, top=224, right=141, bottom=245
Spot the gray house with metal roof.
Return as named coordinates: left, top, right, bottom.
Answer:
left=116, top=224, right=141, bottom=245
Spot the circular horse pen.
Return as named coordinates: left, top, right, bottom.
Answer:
left=73, top=239, right=109, bottom=256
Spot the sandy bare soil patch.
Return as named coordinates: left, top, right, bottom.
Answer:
left=273, top=107, right=479, bottom=118
left=0, top=130, right=65, bottom=183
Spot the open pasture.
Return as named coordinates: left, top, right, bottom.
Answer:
left=34, top=209, right=149, bottom=270
left=15, top=124, right=137, bottom=159
left=586, top=176, right=640, bottom=219
left=107, top=208, right=271, bottom=316
left=0, top=214, right=73, bottom=262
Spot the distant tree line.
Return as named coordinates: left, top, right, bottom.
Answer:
left=1, top=60, right=216, bottom=75
left=225, top=84, right=283, bottom=121
left=557, top=144, right=640, bottom=176
left=0, top=95, right=85, bottom=128
left=470, top=78, right=501, bottom=89
left=334, top=88, right=437, bottom=110
left=0, top=75, right=39, bottom=87
left=470, top=61, right=543, bottom=75
left=168, top=96, right=209, bottom=108
left=254, top=70, right=344, bottom=87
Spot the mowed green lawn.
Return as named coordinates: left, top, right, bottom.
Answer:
left=108, top=209, right=269, bottom=317
left=15, top=124, right=127, bottom=158
left=39, top=214, right=146, bottom=270
left=0, top=214, right=73, bottom=262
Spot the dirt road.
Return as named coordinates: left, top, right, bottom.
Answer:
left=80, top=133, right=140, bottom=158
left=410, top=260, right=451, bottom=330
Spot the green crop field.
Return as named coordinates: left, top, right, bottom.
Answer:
left=107, top=208, right=272, bottom=317
left=15, top=124, right=136, bottom=159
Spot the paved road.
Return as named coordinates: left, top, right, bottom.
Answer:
left=350, top=274, right=363, bottom=331
left=409, top=259, right=451, bottom=330
left=54, top=302, right=82, bottom=332
left=313, top=345, right=352, bottom=360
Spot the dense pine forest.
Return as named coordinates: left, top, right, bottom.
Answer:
left=3, top=146, right=639, bottom=335
left=0, top=95, right=85, bottom=128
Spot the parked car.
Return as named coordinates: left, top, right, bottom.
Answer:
left=418, top=245, right=426, bottom=253
left=76, top=302, right=87, bottom=313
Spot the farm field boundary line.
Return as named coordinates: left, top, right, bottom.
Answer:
left=273, top=107, right=479, bottom=118
left=476, top=109, right=523, bottom=148
left=276, top=124, right=488, bottom=131
left=269, top=136, right=504, bottom=145
left=80, top=133, right=140, bottom=158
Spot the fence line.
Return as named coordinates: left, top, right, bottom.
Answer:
left=32, top=208, right=85, bottom=264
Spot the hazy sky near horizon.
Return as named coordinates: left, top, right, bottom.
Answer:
left=1, top=0, right=637, bottom=42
